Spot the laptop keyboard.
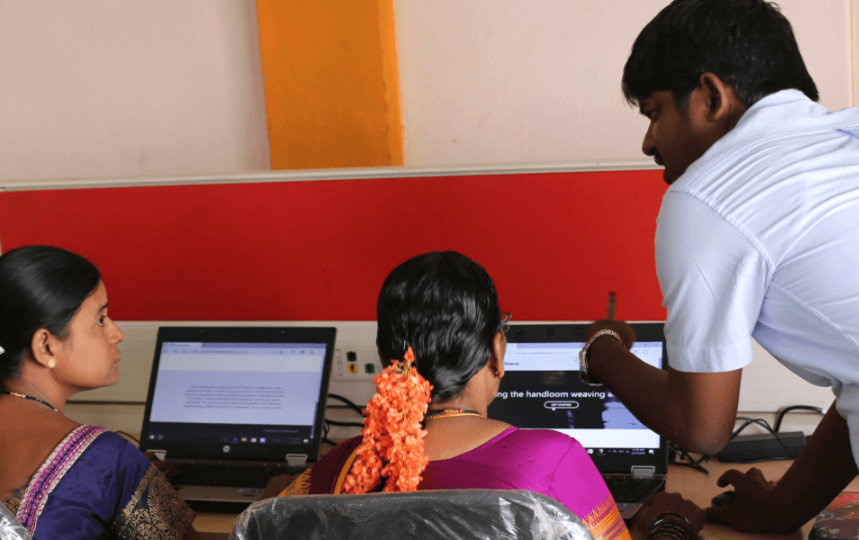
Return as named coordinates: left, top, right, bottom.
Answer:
left=171, top=460, right=306, bottom=488
left=602, top=475, right=664, bottom=503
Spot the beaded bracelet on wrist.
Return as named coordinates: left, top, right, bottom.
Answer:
left=578, top=329, right=622, bottom=387
left=646, top=512, right=694, bottom=540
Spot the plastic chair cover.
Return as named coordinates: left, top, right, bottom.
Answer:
left=231, top=489, right=594, bottom=540
left=0, top=503, right=30, bottom=540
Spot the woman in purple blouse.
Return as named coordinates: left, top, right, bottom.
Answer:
left=277, top=251, right=634, bottom=538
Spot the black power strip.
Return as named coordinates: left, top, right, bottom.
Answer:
left=716, top=431, right=807, bottom=462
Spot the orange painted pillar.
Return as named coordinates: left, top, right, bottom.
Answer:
left=256, top=0, right=404, bottom=169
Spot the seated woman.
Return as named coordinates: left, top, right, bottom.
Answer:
left=276, top=251, right=683, bottom=539
left=0, top=245, right=198, bottom=539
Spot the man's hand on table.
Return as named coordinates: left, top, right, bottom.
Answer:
left=706, top=467, right=781, bottom=532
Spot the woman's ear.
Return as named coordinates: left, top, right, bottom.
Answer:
left=490, top=332, right=506, bottom=379
left=30, top=329, right=59, bottom=369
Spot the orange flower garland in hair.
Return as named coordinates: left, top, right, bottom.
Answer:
left=342, top=347, right=433, bottom=493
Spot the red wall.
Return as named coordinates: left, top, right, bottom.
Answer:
left=0, top=170, right=668, bottom=321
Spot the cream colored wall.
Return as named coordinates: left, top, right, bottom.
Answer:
left=0, top=1, right=852, bottom=183
left=0, top=1, right=270, bottom=183
left=394, top=0, right=854, bottom=168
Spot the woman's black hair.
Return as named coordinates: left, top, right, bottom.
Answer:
left=622, top=0, right=818, bottom=108
left=376, top=251, right=502, bottom=401
left=0, top=245, right=101, bottom=380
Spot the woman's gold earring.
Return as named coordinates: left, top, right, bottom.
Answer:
left=47, top=358, right=56, bottom=369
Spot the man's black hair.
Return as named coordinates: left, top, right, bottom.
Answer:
left=622, top=0, right=818, bottom=107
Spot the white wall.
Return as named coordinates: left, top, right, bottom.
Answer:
left=0, top=1, right=852, bottom=183
left=0, top=1, right=270, bottom=183
left=394, top=0, right=854, bottom=168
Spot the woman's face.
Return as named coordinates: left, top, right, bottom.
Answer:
left=52, top=281, right=125, bottom=393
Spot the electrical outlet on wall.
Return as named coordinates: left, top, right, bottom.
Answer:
left=326, top=322, right=380, bottom=405
left=332, top=344, right=383, bottom=380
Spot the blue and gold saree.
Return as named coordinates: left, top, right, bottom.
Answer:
left=2, top=425, right=194, bottom=539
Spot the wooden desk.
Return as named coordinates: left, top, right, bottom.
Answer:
left=192, top=460, right=859, bottom=537
left=668, top=459, right=859, bottom=539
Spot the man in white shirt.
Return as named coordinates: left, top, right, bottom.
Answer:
left=583, top=0, right=859, bottom=533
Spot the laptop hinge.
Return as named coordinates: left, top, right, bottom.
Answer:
left=286, top=453, right=308, bottom=467
left=631, top=465, right=656, bottom=479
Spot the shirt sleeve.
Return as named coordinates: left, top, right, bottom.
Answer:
left=656, top=192, right=770, bottom=372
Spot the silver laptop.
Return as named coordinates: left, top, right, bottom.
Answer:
left=139, top=326, right=335, bottom=512
left=488, top=322, right=668, bottom=520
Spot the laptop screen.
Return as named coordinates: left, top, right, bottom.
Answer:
left=488, top=323, right=667, bottom=473
left=140, top=326, right=335, bottom=462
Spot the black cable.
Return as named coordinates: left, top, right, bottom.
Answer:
left=325, top=419, right=365, bottom=428
left=320, top=421, right=337, bottom=447
left=667, top=442, right=709, bottom=474
left=324, top=394, right=365, bottom=446
left=114, top=430, right=140, bottom=444
left=731, top=416, right=783, bottom=439
left=726, top=416, right=798, bottom=461
left=730, top=416, right=757, bottom=439
left=321, top=418, right=364, bottom=447
left=773, top=405, right=824, bottom=433
left=327, top=393, right=365, bottom=415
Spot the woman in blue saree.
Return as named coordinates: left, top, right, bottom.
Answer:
left=0, top=245, right=197, bottom=539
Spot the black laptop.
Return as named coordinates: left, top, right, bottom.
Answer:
left=139, top=326, right=335, bottom=512
left=488, top=322, right=668, bottom=520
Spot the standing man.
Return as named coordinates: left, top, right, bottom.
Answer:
left=583, top=0, right=859, bottom=533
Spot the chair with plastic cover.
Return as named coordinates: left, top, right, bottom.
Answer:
left=231, top=489, right=594, bottom=540
left=0, top=503, right=31, bottom=540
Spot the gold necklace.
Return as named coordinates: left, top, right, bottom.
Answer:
left=424, top=408, right=483, bottom=420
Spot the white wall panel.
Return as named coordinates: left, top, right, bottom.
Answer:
left=394, top=0, right=852, bottom=168
left=0, top=1, right=270, bottom=183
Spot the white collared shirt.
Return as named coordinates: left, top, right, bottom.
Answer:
left=656, top=89, right=859, bottom=462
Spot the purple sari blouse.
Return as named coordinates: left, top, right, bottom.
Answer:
left=283, top=427, right=629, bottom=539
left=3, top=425, right=194, bottom=539
left=419, top=427, right=628, bottom=538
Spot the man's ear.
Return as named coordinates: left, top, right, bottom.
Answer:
left=30, top=329, right=60, bottom=369
left=698, top=72, right=744, bottom=123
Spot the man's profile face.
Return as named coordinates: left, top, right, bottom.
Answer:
left=637, top=90, right=713, bottom=185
